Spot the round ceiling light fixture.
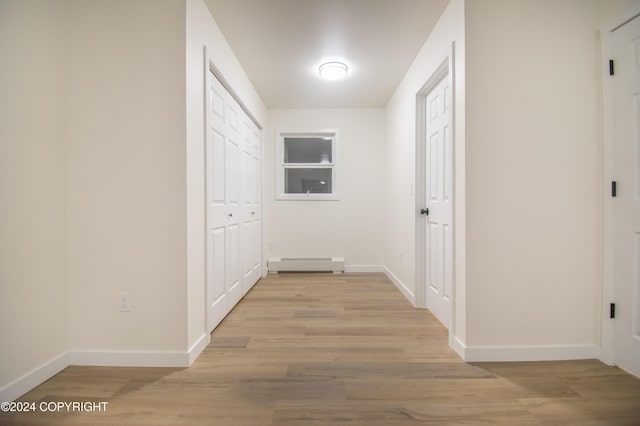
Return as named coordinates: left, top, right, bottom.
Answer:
left=319, top=61, right=348, bottom=80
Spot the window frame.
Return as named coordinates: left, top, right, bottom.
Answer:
left=276, top=129, right=339, bottom=201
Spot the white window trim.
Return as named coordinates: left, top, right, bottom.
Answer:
left=276, top=129, right=339, bottom=201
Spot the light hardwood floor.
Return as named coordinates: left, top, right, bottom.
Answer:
left=2, top=273, right=640, bottom=425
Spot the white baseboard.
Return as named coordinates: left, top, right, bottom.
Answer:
left=451, top=336, right=466, bottom=360
left=69, top=349, right=193, bottom=368
left=383, top=266, right=415, bottom=305
left=69, top=334, right=212, bottom=368
left=454, top=340, right=600, bottom=362
left=1, top=338, right=212, bottom=402
left=0, top=351, right=70, bottom=402
left=344, top=265, right=385, bottom=273
left=187, top=333, right=210, bottom=365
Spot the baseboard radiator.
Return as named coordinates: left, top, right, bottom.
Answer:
left=267, top=257, right=344, bottom=273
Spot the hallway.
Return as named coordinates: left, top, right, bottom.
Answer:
left=2, top=273, right=639, bottom=425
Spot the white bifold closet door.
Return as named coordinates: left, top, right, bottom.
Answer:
left=206, top=69, right=261, bottom=333
left=611, top=14, right=640, bottom=379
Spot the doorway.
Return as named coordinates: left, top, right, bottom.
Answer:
left=415, top=46, right=454, bottom=330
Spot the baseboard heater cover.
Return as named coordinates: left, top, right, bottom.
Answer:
left=267, top=257, right=344, bottom=273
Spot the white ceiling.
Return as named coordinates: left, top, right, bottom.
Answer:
left=203, top=0, right=449, bottom=108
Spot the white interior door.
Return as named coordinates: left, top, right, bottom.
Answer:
left=206, top=62, right=263, bottom=333
left=206, top=72, right=230, bottom=331
left=206, top=70, right=243, bottom=332
left=241, top=117, right=262, bottom=293
left=612, top=14, right=640, bottom=378
left=225, top=93, right=243, bottom=308
left=424, top=74, right=453, bottom=329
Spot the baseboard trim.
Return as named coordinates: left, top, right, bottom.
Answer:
left=451, top=336, right=466, bottom=360
left=69, top=349, right=192, bottom=368
left=188, top=333, right=210, bottom=365
left=383, top=267, right=415, bottom=305
left=455, top=341, right=600, bottom=362
left=1, top=338, right=212, bottom=402
left=344, top=265, right=385, bottom=273
left=0, top=351, right=70, bottom=402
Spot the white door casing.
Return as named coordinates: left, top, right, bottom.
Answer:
left=205, top=59, right=262, bottom=333
left=416, top=48, right=454, bottom=331
left=611, top=14, right=640, bottom=378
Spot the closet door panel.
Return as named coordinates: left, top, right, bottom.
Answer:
left=206, top=64, right=262, bottom=332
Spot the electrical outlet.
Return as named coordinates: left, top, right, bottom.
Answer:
left=119, top=292, right=131, bottom=312
left=400, top=251, right=404, bottom=263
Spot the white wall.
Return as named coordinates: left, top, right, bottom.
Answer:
left=186, top=0, right=267, bottom=350
left=1, top=0, right=268, bottom=399
left=65, top=0, right=188, bottom=356
left=265, top=109, right=386, bottom=268
left=384, top=0, right=466, bottom=335
left=0, top=0, right=267, bottom=398
left=384, top=0, right=640, bottom=360
left=462, top=0, right=635, bottom=355
left=598, top=0, right=640, bottom=24
left=0, top=0, right=70, bottom=399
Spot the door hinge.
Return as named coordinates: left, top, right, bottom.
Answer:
left=609, top=59, right=615, bottom=76
left=611, top=181, right=617, bottom=197
left=610, top=303, right=616, bottom=319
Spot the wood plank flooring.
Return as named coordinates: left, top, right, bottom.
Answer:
left=2, top=273, right=640, bottom=425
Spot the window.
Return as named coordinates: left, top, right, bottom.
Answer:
left=276, top=130, right=338, bottom=200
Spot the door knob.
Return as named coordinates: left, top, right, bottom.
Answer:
left=420, top=208, right=429, bottom=216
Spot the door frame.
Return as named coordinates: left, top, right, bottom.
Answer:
left=415, top=44, right=454, bottom=322
left=599, top=4, right=640, bottom=366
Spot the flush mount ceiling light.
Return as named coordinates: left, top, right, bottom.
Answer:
left=319, top=62, right=348, bottom=80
